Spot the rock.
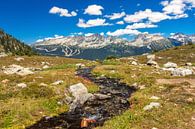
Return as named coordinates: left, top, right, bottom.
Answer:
left=147, top=54, right=155, bottom=60
left=41, top=62, right=50, bottom=65
left=0, top=52, right=7, bottom=57
left=43, top=65, right=50, bottom=69
left=17, top=83, right=27, bottom=88
left=131, top=61, right=138, bottom=65
left=65, top=96, right=73, bottom=104
left=147, top=59, right=158, bottom=66
left=152, top=127, right=158, bottom=129
left=14, top=57, right=24, bottom=61
left=2, top=64, right=34, bottom=76
left=94, top=93, right=111, bottom=100
left=185, top=62, right=192, bottom=66
left=1, top=79, right=9, bottom=84
left=76, top=63, right=85, bottom=68
left=143, top=102, right=160, bottom=111
left=164, top=62, right=177, bottom=68
left=150, top=96, right=160, bottom=100
left=171, top=68, right=193, bottom=76
left=52, top=80, right=64, bottom=85
left=39, top=83, right=48, bottom=86
left=69, top=83, right=93, bottom=111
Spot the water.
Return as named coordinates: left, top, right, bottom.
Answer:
left=26, top=67, right=136, bottom=129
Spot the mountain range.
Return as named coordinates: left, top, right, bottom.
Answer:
left=32, top=33, right=195, bottom=60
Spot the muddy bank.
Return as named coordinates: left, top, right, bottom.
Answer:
left=26, top=67, right=136, bottom=129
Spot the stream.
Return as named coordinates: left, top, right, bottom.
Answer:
left=26, top=67, right=136, bottom=129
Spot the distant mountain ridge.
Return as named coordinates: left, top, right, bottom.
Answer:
left=33, top=33, right=194, bottom=60
left=0, top=29, right=35, bottom=55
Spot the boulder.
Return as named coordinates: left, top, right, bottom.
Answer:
left=94, top=93, right=111, bottom=100
left=185, top=62, right=192, bottom=66
left=76, top=63, right=85, bottom=68
left=131, top=61, right=138, bottom=65
left=164, top=62, right=177, bottom=68
left=69, top=83, right=93, bottom=111
left=147, top=54, right=155, bottom=60
left=143, top=102, right=160, bottom=111
left=2, top=64, right=34, bottom=76
left=1, top=79, right=9, bottom=84
left=43, top=65, right=50, bottom=69
left=171, top=68, right=193, bottom=76
left=147, top=59, right=158, bottom=66
left=150, top=96, right=160, bottom=100
left=52, top=80, right=64, bottom=85
left=17, top=83, right=27, bottom=88
left=14, top=57, right=24, bottom=61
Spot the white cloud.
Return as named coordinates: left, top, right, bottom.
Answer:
left=100, top=32, right=104, bottom=36
left=124, top=9, right=171, bottom=23
left=49, top=6, right=77, bottom=17
left=116, top=21, right=124, bottom=25
left=77, top=18, right=112, bottom=28
left=160, top=1, right=169, bottom=6
left=126, top=23, right=158, bottom=29
left=161, top=0, right=195, bottom=16
left=104, top=12, right=126, bottom=20
left=107, top=26, right=141, bottom=36
left=85, top=33, right=94, bottom=36
left=71, top=32, right=83, bottom=35
left=84, top=5, right=104, bottom=15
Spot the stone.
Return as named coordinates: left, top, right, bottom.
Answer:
left=164, top=62, right=177, bottom=68
left=147, top=54, right=155, bottom=60
left=43, top=65, right=50, bottom=69
left=17, top=83, right=27, bottom=88
left=94, top=93, right=111, bottom=100
left=2, top=64, right=34, bottom=76
left=150, top=96, right=160, bottom=100
left=14, top=57, right=24, bottom=61
left=69, top=83, right=93, bottom=111
left=1, top=79, right=9, bottom=84
left=75, top=63, right=85, bottom=68
left=0, top=52, right=7, bottom=58
left=52, top=80, right=64, bottom=85
left=39, top=83, right=48, bottom=86
left=185, top=62, right=192, bottom=66
left=171, top=68, right=193, bottom=76
left=143, top=102, right=160, bottom=111
left=131, top=61, right=138, bottom=65
left=147, top=59, right=158, bottom=66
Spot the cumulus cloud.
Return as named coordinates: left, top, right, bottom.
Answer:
left=161, top=0, right=195, bottom=18
left=85, top=33, right=94, bottom=36
left=116, top=21, right=124, bottom=25
left=104, top=12, right=126, bottom=20
left=84, top=5, right=104, bottom=15
left=126, top=23, right=158, bottom=29
left=49, top=6, right=77, bottom=17
left=77, top=18, right=112, bottom=28
left=124, top=9, right=171, bottom=23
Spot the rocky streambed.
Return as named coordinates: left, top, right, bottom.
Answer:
left=26, top=67, right=136, bottom=129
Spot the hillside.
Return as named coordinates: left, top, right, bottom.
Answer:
left=0, top=29, right=35, bottom=56
left=0, top=44, right=194, bottom=129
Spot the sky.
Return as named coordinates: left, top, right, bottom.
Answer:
left=0, top=0, right=195, bottom=44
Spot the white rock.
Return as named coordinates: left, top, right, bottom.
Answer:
left=171, top=68, right=193, bottom=76
left=150, top=96, right=160, bottom=100
left=94, top=93, right=111, bottom=100
left=43, top=65, right=50, bottom=69
left=14, top=57, right=24, bottom=61
left=143, top=102, right=160, bottom=111
left=41, top=62, right=50, bottom=65
left=1, top=79, right=9, bottom=83
left=0, top=52, right=7, bottom=58
left=185, top=62, right=192, bottom=66
left=52, top=80, right=64, bottom=85
left=131, top=61, right=138, bottom=65
left=39, top=83, right=48, bottom=86
left=76, top=63, right=85, bottom=68
left=147, top=60, right=158, bottom=66
left=17, top=83, right=27, bottom=88
left=69, top=83, right=93, bottom=111
left=147, top=54, right=155, bottom=60
left=164, top=62, right=177, bottom=68
left=2, top=64, right=34, bottom=76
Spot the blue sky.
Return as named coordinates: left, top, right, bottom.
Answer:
left=0, top=0, right=195, bottom=44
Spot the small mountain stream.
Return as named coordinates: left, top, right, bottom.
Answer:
left=26, top=67, right=136, bottom=129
